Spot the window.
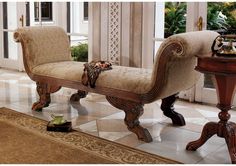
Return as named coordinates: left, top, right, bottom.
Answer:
left=2, top=2, right=8, bottom=58
left=69, top=2, right=88, bottom=46
left=34, top=2, right=52, bottom=21
left=68, top=2, right=89, bottom=61
left=164, top=2, right=186, bottom=38
left=154, top=2, right=187, bottom=55
left=204, top=2, right=236, bottom=89
left=83, top=2, right=88, bottom=21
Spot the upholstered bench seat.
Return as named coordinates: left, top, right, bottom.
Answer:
left=32, top=61, right=84, bottom=82
left=15, top=26, right=219, bottom=143
left=32, top=61, right=152, bottom=94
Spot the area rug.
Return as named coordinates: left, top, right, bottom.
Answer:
left=0, top=107, right=180, bottom=164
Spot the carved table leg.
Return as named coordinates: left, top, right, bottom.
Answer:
left=186, top=75, right=236, bottom=164
left=224, top=122, right=236, bottom=164
left=32, top=82, right=61, bottom=111
left=161, top=93, right=185, bottom=126
left=106, top=96, right=153, bottom=143
left=70, top=90, right=88, bottom=102
left=186, top=122, right=218, bottom=150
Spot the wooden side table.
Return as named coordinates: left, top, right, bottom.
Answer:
left=186, top=56, right=236, bottom=164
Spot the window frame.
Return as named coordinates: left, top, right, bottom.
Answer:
left=83, top=2, right=88, bottom=22
left=34, top=2, right=53, bottom=22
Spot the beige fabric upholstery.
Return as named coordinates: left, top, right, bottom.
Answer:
left=149, top=30, right=219, bottom=99
left=32, top=61, right=152, bottom=94
left=15, top=26, right=219, bottom=99
left=14, top=26, right=71, bottom=71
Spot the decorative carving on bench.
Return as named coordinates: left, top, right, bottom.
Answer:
left=140, top=42, right=185, bottom=103
left=106, top=96, right=152, bottom=142
left=32, top=82, right=61, bottom=111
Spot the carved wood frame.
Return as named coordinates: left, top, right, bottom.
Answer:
left=15, top=31, right=186, bottom=104
left=14, top=30, right=194, bottom=142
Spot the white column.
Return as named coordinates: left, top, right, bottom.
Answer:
left=142, top=2, right=155, bottom=69
left=121, top=2, right=130, bottom=67
left=56, top=2, right=67, bottom=31
left=154, top=2, right=165, bottom=56
left=186, top=2, right=207, bottom=32
left=88, top=2, right=101, bottom=62
left=100, top=2, right=108, bottom=61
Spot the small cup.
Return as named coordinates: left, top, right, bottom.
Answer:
left=51, top=114, right=66, bottom=125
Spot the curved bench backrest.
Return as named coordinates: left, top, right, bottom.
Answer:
left=14, top=26, right=71, bottom=73
left=142, top=30, right=219, bottom=102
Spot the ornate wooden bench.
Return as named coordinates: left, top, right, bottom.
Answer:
left=14, top=26, right=218, bottom=142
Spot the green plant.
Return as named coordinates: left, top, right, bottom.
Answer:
left=220, top=2, right=236, bottom=31
left=207, top=2, right=236, bottom=33
left=207, top=3, right=229, bottom=30
left=164, top=2, right=186, bottom=38
left=71, top=43, right=88, bottom=62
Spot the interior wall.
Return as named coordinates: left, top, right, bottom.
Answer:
left=88, top=2, right=154, bottom=68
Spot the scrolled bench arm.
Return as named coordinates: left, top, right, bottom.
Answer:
left=141, top=41, right=187, bottom=103
left=141, top=30, right=219, bottom=103
left=13, top=31, right=22, bottom=43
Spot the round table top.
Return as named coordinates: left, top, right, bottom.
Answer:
left=196, top=55, right=236, bottom=75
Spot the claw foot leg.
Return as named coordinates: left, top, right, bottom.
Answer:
left=70, top=90, right=88, bottom=102
left=186, top=122, right=218, bottom=151
left=106, top=96, right=152, bottom=143
left=32, top=101, right=44, bottom=112
left=161, top=93, right=185, bottom=126
left=32, top=82, right=60, bottom=111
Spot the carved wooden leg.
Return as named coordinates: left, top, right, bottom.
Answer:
left=161, top=93, right=185, bottom=126
left=186, top=122, right=218, bottom=151
left=106, top=96, right=153, bottom=143
left=32, top=82, right=61, bottom=111
left=70, top=90, right=88, bottom=102
left=224, top=122, right=236, bottom=163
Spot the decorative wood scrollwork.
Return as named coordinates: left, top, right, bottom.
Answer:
left=32, top=82, right=61, bottom=111
left=106, top=96, right=152, bottom=143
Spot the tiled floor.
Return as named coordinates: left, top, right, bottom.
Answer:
left=0, top=68, right=234, bottom=164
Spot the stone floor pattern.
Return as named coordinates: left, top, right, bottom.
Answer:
left=0, top=68, right=234, bottom=164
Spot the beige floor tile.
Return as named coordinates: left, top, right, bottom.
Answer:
left=137, top=128, right=225, bottom=163
left=96, top=119, right=127, bottom=132
left=115, top=133, right=144, bottom=148
left=197, top=144, right=231, bottom=164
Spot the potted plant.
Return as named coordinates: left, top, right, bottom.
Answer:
left=71, top=43, right=88, bottom=62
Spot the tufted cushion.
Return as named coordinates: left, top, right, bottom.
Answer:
left=32, top=61, right=153, bottom=94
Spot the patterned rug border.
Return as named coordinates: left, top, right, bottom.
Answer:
left=0, top=107, right=181, bottom=164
